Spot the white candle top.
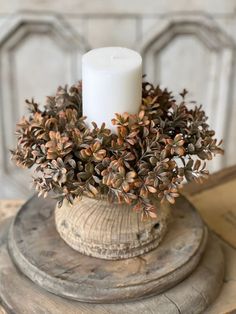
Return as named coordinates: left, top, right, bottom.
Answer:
left=83, top=47, right=142, bottom=72
left=82, top=47, right=142, bottom=130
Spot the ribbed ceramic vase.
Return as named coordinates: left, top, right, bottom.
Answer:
left=55, top=196, right=171, bottom=260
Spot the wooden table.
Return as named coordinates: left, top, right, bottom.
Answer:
left=1, top=166, right=236, bottom=313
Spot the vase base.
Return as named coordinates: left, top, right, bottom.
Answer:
left=6, top=195, right=213, bottom=304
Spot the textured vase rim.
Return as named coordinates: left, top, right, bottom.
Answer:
left=71, top=193, right=162, bottom=208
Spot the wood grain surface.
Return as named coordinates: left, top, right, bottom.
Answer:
left=184, top=165, right=236, bottom=248
left=55, top=196, right=170, bottom=260
left=8, top=195, right=207, bottom=303
left=0, top=220, right=224, bottom=314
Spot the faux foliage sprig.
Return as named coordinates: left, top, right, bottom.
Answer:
left=11, top=81, right=223, bottom=219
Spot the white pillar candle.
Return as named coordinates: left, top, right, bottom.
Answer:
left=82, top=47, right=142, bottom=130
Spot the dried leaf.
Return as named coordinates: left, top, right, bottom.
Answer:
left=11, top=80, right=223, bottom=219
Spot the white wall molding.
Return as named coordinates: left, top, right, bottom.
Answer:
left=0, top=9, right=236, bottom=197
left=137, top=16, right=235, bottom=170
left=0, top=13, right=89, bottom=194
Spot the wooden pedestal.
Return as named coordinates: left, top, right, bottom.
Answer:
left=0, top=195, right=224, bottom=313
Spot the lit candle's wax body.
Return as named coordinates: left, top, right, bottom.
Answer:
left=82, top=47, right=142, bottom=130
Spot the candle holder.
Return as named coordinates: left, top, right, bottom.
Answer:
left=55, top=196, right=171, bottom=260
left=2, top=81, right=224, bottom=312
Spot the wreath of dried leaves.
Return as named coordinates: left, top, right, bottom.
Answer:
left=11, top=81, right=223, bottom=219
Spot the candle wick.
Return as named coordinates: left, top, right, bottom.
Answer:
left=111, top=55, right=124, bottom=60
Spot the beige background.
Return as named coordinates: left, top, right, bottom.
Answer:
left=0, top=0, right=236, bottom=198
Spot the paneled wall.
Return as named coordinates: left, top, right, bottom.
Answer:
left=0, top=1, right=235, bottom=198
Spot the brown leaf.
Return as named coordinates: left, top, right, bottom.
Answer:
left=147, top=186, right=157, bottom=193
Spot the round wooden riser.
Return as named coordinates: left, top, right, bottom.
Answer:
left=0, top=195, right=224, bottom=313
left=8, top=195, right=209, bottom=303
left=0, top=217, right=224, bottom=314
